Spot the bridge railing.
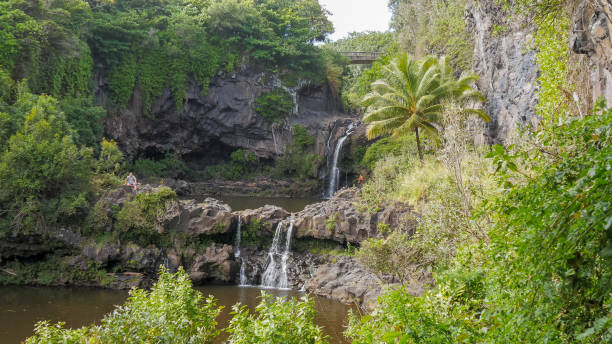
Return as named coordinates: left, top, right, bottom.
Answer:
left=339, top=51, right=385, bottom=58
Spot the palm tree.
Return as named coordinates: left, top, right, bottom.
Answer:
left=362, top=54, right=489, bottom=164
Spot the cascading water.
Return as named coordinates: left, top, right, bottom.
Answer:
left=326, top=123, right=356, bottom=198
left=260, top=218, right=294, bottom=289
left=234, top=216, right=249, bottom=286
left=234, top=216, right=241, bottom=258
left=278, top=217, right=294, bottom=289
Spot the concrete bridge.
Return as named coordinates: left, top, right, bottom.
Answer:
left=340, top=51, right=384, bottom=64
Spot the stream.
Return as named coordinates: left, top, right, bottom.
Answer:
left=0, top=285, right=354, bottom=343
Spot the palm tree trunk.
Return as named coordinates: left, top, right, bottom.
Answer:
left=415, top=126, right=423, bottom=165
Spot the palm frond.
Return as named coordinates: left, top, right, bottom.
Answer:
left=461, top=108, right=491, bottom=122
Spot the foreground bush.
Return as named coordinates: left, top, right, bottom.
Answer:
left=26, top=267, right=221, bottom=344
left=348, top=103, right=612, bottom=343
left=227, top=292, right=328, bottom=344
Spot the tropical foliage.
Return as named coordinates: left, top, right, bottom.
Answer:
left=362, top=54, right=488, bottom=162
left=26, top=267, right=222, bottom=344
left=227, top=292, right=327, bottom=344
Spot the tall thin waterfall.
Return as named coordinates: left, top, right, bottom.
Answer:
left=234, top=216, right=241, bottom=258
left=234, top=216, right=248, bottom=286
left=326, top=123, right=356, bottom=198
left=260, top=217, right=295, bottom=289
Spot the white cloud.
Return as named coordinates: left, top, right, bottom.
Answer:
left=319, top=0, right=392, bottom=41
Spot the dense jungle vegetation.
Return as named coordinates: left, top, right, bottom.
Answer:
left=1, top=0, right=610, bottom=343
left=0, top=0, right=339, bottom=235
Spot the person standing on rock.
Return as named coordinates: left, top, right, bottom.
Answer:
left=125, top=172, right=138, bottom=191
left=358, top=174, right=364, bottom=187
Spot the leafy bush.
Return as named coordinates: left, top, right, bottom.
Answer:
left=206, top=149, right=259, bottom=180
left=292, top=124, right=315, bottom=149
left=0, top=94, right=94, bottom=233
left=346, top=260, right=486, bottom=343
left=128, top=154, right=191, bottom=180
left=26, top=267, right=222, bottom=344
left=361, top=135, right=416, bottom=170
left=227, top=292, right=327, bottom=344
left=115, top=188, right=177, bottom=246
left=241, top=219, right=265, bottom=247
left=255, top=88, right=293, bottom=122
left=59, top=97, right=106, bottom=149
left=97, top=138, right=124, bottom=175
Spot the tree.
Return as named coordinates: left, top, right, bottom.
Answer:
left=362, top=54, right=488, bottom=164
left=0, top=94, right=94, bottom=232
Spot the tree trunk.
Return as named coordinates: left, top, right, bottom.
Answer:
left=415, top=126, right=423, bottom=165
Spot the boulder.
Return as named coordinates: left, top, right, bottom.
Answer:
left=119, top=244, right=163, bottom=272
left=237, top=205, right=290, bottom=233
left=82, top=242, right=121, bottom=265
left=166, top=198, right=234, bottom=236
left=304, top=256, right=383, bottom=311
left=106, top=272, right=148, bottom=289
left=294, top=188, right=414, bottom=243
left=188, top=244, right=238, bottom=284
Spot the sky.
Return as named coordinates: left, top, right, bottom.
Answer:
left=318, top=0, right=392, bottom=41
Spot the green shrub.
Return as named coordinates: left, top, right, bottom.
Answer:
left=206, top=149, right=259, bottom=180
left=325, top=213, right=338, bottom=232
left=255, top=88, right=293, bottom=122
left=0, top=94, right=94, bottom=233
left=227, top=292, right=327, bottom=344
left=361, top=135, right=416, bottom=170
left=97, top=138, right=124, bottom=175
left=59, top=97, right=106, bottom=149
left=292, top=124, right=315, bottom=149
left=128, top=154, right=191, bottom=180
left=26, top=267, right=222, bottom=344
left=115, top=188, right=177, bottom=246
left=241, top=219, right=264, bottom=247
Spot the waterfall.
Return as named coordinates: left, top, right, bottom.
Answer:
left=234, top=216, right=249, bottom=286
left=326, top=123, right=356, bottom=198
left=278, top=217, right=294, bottom=289
left=260, top=218, right=295, bottom=289
left=234, top=216, right=242, bottom=258
left=239, top=261, right=248, bottom=286
left=161, top=249, right=170, bottom=270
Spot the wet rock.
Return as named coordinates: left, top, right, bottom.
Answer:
left=237, top=205, right=290, bottom=233
left=162, top=179, right=192, bottom=196
left=82, top=242, right=121, bottom=265
left=188, top=244, right=238, bottom=284
left=571, top=0, right=612, bottom=103
left=167, top=198, right=234, bottom=236
left=294, top=188, right=414, bottom=243
left=304, top=256, right=383, bottom=311
left=106, top=272, right=148, bottom=289
left=119, top=244, right=163, bottom=272
left=0, top=234, right=64, bottom=260
left=164, top=248, right=182, bottom=272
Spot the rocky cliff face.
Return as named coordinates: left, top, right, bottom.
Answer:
left=466, top=0, right=612, bottom=144
left=571, top=0, right=612, bottom=103
left=465, top=0, right=540, bottom=144
left=97, top=67, right=355, bottom=165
